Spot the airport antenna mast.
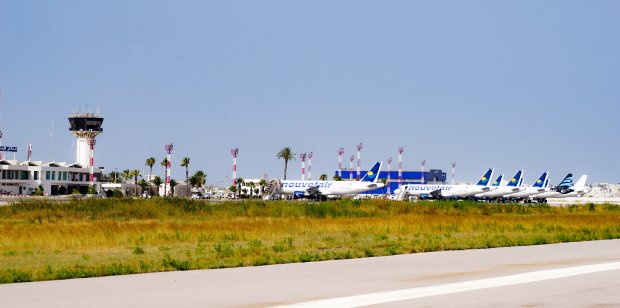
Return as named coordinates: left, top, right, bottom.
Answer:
left=349, top=155, right=354, bottom=181
left=307, top=151, right=313, bottom=181
left=299, top=153, right=307, bottom=181
left=452, top=161, right=456, bottom=185
left=88, top=139, right=96, bottom=186
left=356, top=142, right=363, bottom=180
left=398, top=147, right=404, bottom=186
left=337, top=148, right=344, bottom=178
left=387, top=157, right=392, bottom=194
left=421, top=160, right=426, bottom=184
left=165, top=143, right=173, bottom=196
left=231, top=147, right=239, bottom=186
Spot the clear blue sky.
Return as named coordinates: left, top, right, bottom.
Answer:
left=1, top=1, right=619, bottom=185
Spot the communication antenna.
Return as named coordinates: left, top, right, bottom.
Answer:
left=421, top=160, right=426, bottom=184
left=398, top=147, right=404, bottom=186
left=307, top=151, right=313, bottom=181
left=349, top=155, right=354, bottom=181
left=452, top=162, right=456, bottom=185
left=387, top=157, right=392, bottom=194
left=356, top=142, right=363, bottom=180
left=299, top=153, right=307, bottom=181
left=231, top=147, right=239, bottom=185
left=337, top=148, right=344, bottom=177
left=48, top=119, right=55, bottom=160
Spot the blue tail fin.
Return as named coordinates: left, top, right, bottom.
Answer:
left=492, top=175, right=503, bottom=186
left=555, top=173, right=573, bottom=191
left=533, top=172, right=548, bottom=188
left=476, top=168, right=494, bottom=186
left=360, top=161, right=382, bottom=183
left=507, top=170, right=523, bottom=187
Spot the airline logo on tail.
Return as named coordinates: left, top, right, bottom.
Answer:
left=360, top=162, right=382, bottom=183
left=476, top=168, right=494, bottom=186
left=507, top=170, right=523, bottom=187
left=492, top=175, right=503, bottom=186
left=533, top=172, right=549, bottom=188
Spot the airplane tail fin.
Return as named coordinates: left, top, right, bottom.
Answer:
left=507, top=170, right=523, bottom=187
left=573, top=175, right=588, bottom=190
left=492, top=175, right=503, bottom=186
left=532, top=172, right=548, bottom=188
left=555, top=173, right=574, bottom=192
left=476, top=168, right=494, bottom=186
left=360, top=161, right=382, bottom=183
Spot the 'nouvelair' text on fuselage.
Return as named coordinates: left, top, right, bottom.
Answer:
left=281, top=181, right=334, bottom=189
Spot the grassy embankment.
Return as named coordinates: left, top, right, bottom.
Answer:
left=1, top=198, right=619, bottom=283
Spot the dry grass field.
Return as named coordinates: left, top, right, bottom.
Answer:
left=1, top=198, right=619, bottom=283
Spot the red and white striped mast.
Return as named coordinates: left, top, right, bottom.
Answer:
left=231, top=147, right=239, bottom=186
left=337, top=148, right=344, bottom=178
left=165, top=143, right=173, bottom=196
left=421, top=159, right=426, bottom=184
left=398, top=147, right=404, bottom=186
left=87, top=139, right=96, bottom=186
left=387, top=157, right=392, bottom=194
left=349, top=155, right=354, bottom=181
left=452, top=161, right=456, bottom=185
left=299, top=152, right=307, bottom=180
left=307, top=151, right=313, bottom=181
left=356, top=142, right=363, bottom=180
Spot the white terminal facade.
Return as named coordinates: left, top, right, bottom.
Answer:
left=0, top=110, right=104, bottom=196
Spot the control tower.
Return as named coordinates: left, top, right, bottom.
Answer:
left=68, top=108, right=103, bottom=167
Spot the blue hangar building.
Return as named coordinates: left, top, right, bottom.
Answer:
left=335, top=169, right=447, bottom=194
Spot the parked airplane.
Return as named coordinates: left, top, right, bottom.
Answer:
left=476, top=170, right=524, bottom=199
left=395, top=168, right=495, bottom=200
left=531, top=174, right=588, bottom=201
left=263, top=161, right=384, bottom=200
left=503, top=172, right=550, bottom=202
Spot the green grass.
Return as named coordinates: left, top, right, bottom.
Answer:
left=1, top=198, right=619, bottom=283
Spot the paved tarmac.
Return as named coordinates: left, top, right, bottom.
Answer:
left=1, top=240, right=619, bottom=307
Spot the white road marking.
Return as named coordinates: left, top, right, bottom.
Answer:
left=276, top=261, right=620, bottom=308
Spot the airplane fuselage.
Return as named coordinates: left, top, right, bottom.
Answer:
left=278, top=180, right=383, bottom=196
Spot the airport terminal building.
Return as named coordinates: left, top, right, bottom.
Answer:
left=0, top=160, right=103, bottom=196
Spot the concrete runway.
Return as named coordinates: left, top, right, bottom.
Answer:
left=2, top=240, right=619, bottom=307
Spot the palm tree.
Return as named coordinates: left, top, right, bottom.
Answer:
left=121, top=169, right=132, bottom=183
left=145, top=157, right=155, bottom=191
left=319, top=174, right=328, bottom=181
left=192, top=170, right=206, bottom=188
left=333, top=174, right=342, bottom=181
left=152, top=176, right=163, bottom=196
left=161, top=158, right=169, bottom=196
left=131, top=169, right=141, bottom=196
left=107, top=171, right=121, bottom=183
left=169, top=179, right=178, bottom=197
left=258, top=179, right=267, bottom=196
left=247, top=181, right=256, bottom=198
left=276, top=147, right=295, bottom=180
left=181, top=157, right=190, bottom=196
left=229, top=185, right=237, bottom=198
left=138, top=179, right=149, bottom=196
left=236, top=178, right=244, bottom=198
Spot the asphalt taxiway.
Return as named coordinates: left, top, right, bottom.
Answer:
left=1, top=240, right=619, bottom=307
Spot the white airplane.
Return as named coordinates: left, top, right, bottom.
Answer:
left=531, top=174, right=588, bottom=200
left=476, top=170, right=524, bottom=199
left=395, top=168, right=495, bottom=200
left=263, top=161, right=384, bottom=200
left=503, top=172, right=550, bottom=202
